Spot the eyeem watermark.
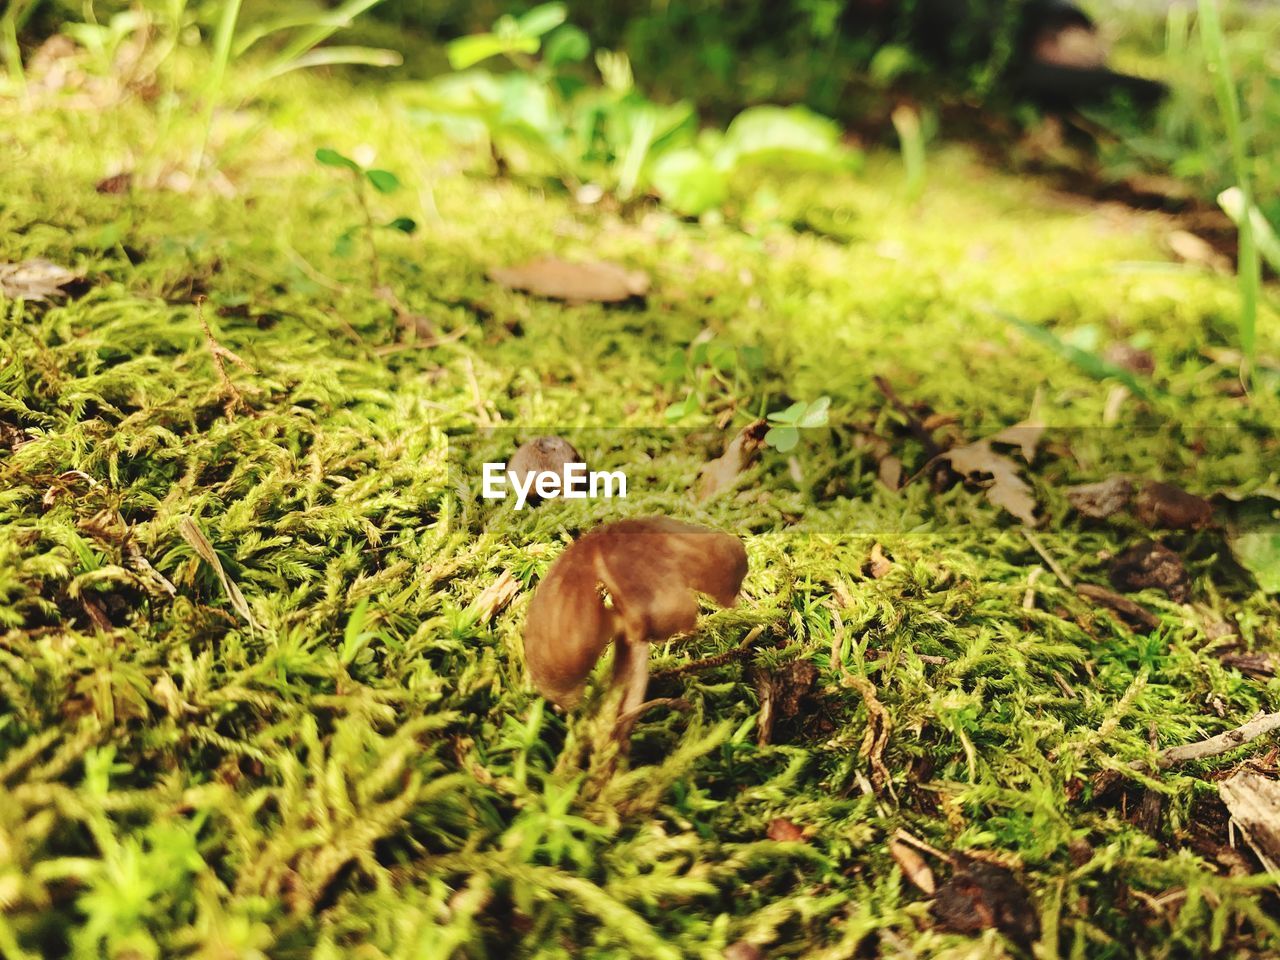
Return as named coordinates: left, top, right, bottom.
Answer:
left=482, top=461, right=627, bottom=510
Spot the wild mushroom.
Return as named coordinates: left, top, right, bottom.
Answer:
left=522, top=517, right=747, bottom=737
left=507, top=436, right=583, bottom=506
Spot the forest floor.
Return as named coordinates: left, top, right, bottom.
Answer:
left=2, top=50, right=1280, bottom=960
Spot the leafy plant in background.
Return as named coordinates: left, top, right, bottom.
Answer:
left=316, top=147, right=417, bottom=284
left=764, top=396, right=830, bottom=452
left=409, top=2, right=859, bottom=217
left=1196, top=0, right=1260, bottom=384
left=660, top=338, right=765, bottom=422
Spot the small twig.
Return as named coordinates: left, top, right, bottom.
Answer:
left=1158, top=710, right=1280, bottom=767
left=616, top=697, right=692, bottom=730
left=1076, top=583, right=1160, bottom=631
left=462, top=356, right=497, bottom=427
left=1023, top=565, right=1044, bottom=610
left=892, top=828, right=951, bottom=863
left=197, top=298, right=252, bottom=418
left=652, top=625, right=765, bottom=679
left=1022, top=529, right=1074, bottom=589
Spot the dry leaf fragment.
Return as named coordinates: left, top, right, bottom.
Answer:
left=469, top=569, right=520, bottom=625
left=1218, top=771, right=1280, bottom=876
left=1066, top=476, right=1134, bottom=519
left=178, top=516, right=259, bottom=630
left=488, top=257, right=650, bottom=303
left=1110, top=540, right=1191, bottom=603
left=522, top=517, right=746, bottom=738
left=1134, top=480, right=1214, bottom=531
left=1168, top=230, right=1230, bottom=273
left=878, top=455, right=903, bottom=491
left=696, top=420, right=767, bottom=501
left=96, top=172, right=133, bottom=194
left=867, top=543, right=893, bottom=579
left=941, top=440, right=1038, bottom=525
left=931, top=855, right=1040, bottom=947
left=889, top=839, right=937, bottom=895
left=766, top=818, right=807, bottom=843
left=0, top=259, right=82, bottom=301
left=988, top=418, right=1046, bottom=463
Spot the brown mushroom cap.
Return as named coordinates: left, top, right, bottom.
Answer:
left=507, top=436, right=584, bottom=505
left=522, top=517, right=748, bottom=707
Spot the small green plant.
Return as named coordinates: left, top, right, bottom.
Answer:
left=764, top=396, right=830, bottom=453
left=412, top=3, right=858, bottom=218
left=660, top=339, right=765, bottom=422
left=315, top=147, right=417, bottom=285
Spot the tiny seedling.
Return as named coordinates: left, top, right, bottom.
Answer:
left=315, top=147, right=417, bottom=286
left=764, top=396, right=830, bottom=453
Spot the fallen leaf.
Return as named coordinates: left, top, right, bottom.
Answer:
left=878, top=455, right=903, bottom=491
left=867, top=543, right=893, bottom=579
left=931, top=855, right=1040, bottom=947
left=1110, top=540, right=1190, bottom=603
left=1067, top=476, right=1134, bottom=519
left=1218, top=771, right=1280, bottom=876
left=488, top=257, right=650, bottom=303
left=988, top=417, right=1045, bottom=463
left=0, top=259, right=82, bottom=301
left=178, top=516, right=259, bottom=630
left=469, top=569, right=520, bottom=624
left=696, top=420, right=768, bottom=501
left=766, top=818, right=807, bottom=843
left=1104, top=343, right=1156, bottom=376
left=941, top=440, right=1038, bottom=525
left=96, top=172, right=133, bottom=194
left=1134, top=480, right=1214, bottom=531
left=889, top=839, right=936, bottom=895
left=1168, top=230, right=1230, bottom=273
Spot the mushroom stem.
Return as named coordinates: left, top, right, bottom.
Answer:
left=611, top=637, right=651, bottom=741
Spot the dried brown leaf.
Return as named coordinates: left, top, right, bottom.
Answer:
left=178, top=516, right=259, bottom=630
left=470, top=569, right=520, bottom=625
left=1218, top=771, right=1280, bottom=876
left=942, top=440, right=1038, bottom=525
left=1110, top=540, right=1191, bottom=603
left=488, top=257, right=650, bottom=303
left=932, top=855, right=1040, bottom=947
left=766, top=818, right=807, bottom=843
left=867, top=543, right=893, bottom=579
left=0, top=259, right=81, bottom=301
left=1067, top=476, right=1134, bottom=519
left=1134, top=480, right=1214, bottom=531
left=889, top=839, right=937, bottom=895
left=696, top=420, right=767, bottom=501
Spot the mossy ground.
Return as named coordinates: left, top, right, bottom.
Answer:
left=2, top=54, right=1279, bottom=960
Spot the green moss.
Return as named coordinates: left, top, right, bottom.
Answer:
left=1, top=53, right=1279, bottom=959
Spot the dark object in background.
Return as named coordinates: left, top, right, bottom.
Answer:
left=931, top=854, right=1041, bottom=947
left=848, top=0, right=1166, bottom=107
left=1110, top=539, right=1192, bottom=603
left=1017, top=1, right=1166, bottom=106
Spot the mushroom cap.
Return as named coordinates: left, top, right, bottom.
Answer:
left=507, top=436, right=584, bottom=504
left=522, top=517, right=748, bottom=707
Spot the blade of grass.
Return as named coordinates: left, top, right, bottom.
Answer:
left=197, top=0, right=244, bottom=167
left=265, top=0, right=389, bottom=75
left=1197, top=0, right=1259, bottom=384
left=987, top=307, right=1156, bottom=400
